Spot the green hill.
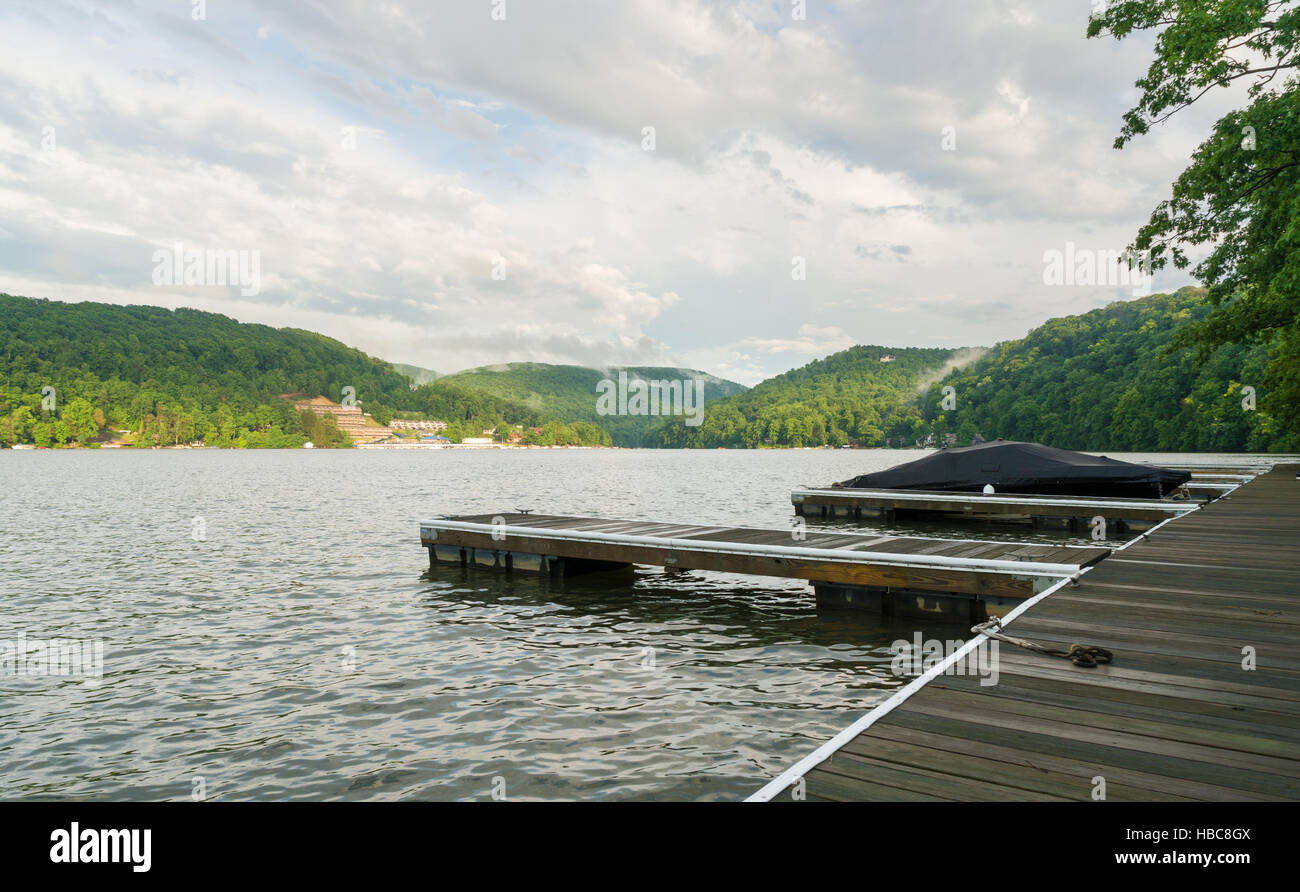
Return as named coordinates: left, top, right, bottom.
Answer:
left=0, top=294, right=589, bottom=447
left=436, top=362, right=747, bottom=446
left=649, top=345, right=960, bottom=448
left=8, top=289, right=1290, bottom=452
left=918, top=287, right=1298, bottom=452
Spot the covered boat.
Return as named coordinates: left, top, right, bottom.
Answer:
left=836, top=440, right=1190, bottom=499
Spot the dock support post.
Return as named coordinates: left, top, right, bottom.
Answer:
left=429, top=544, right=633, bottom=577
left=428, top=544, right=467, bottom=566
left=812, top=582, right=991, bottom=624
left=813, top=582, right=893, bottom=616
left=547, top=556, right=633, bottom=576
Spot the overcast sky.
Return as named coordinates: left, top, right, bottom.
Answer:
left=0, top=1, right=1234, bottom=384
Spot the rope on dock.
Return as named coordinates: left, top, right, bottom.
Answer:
left=972, top=619, right=1113, bottom=668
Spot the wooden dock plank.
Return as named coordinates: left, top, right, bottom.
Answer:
left=983, top=670, right=1300, bottom=733
left=839, top=731, right=1197, bottom=801
left=1072, top=565, right=1300, bottom=599
left=915, top=683, right=1300, bottom=760
left=800, top=767, right=953, bottom=802
left=813, top=746, right=1073, bottom=801
left=958, top=672, right=1300, bottom=745
left=1057, top=580, right=1300, bottom=609
left=863, top=723, right=1283, bottom=802
left=1008, top=601, right=1300, bottom=645
left=883, top=707, right=1300, bottom=799
left=989, top=658, right=1300, bottom=715
left=897, top=687, right=1300, bottom=775
left=991, top=650, right=1300, bottom=702
left=1006, top=618, right=1300, bottom=671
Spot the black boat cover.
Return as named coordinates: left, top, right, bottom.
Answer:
left=836, top=440, right=1191, bottom=499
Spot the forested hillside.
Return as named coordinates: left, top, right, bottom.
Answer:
left=919, top=288, right=1297, bottom=452
left=5, top=289, right=1293, bottom=452
left=437, top=362, right=747, bottom=446
left=0, top=295, right=594, bottom=447
left=649, top=346, right=957, bottom=447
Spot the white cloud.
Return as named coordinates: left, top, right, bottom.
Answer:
left=0, top=0, right=1216, bottom=382
left=741, top=324, right=857, bottom=355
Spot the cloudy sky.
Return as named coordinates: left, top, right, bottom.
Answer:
left=0, top=1, right=1234, bottom=384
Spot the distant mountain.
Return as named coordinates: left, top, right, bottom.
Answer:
left=649, top=345, right=960, bottom=447
left=391, top=362, right=440, bottom=385
left=436, top=362, right=748, bottom=446
left=919, top=287, right=1298, bottom=452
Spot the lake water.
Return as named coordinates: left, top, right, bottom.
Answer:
left=0, top=447, right=1190, bottom=801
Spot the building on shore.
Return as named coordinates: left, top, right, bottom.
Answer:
left=293, top=396, right=393, bottom=443
left=389, top=419, right=448, bottom=432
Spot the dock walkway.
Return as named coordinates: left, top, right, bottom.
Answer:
left=751, top=464, right=1300, bottom=802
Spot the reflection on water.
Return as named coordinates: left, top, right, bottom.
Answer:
left=0, top=447, right=1200, bottom=800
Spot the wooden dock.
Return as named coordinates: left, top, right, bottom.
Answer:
left=791, top=486, right=1201, bottom=529
left=420, top=514, right=1110, bottom=621
left=751, top=463, right=1300, bottom=802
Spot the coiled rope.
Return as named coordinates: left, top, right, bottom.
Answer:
left=971, top=618, right=1114, bottom=668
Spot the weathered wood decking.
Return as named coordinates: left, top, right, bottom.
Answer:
left=752, top=464, right=1300, bottom=802
left=420, top=514, right=1110, bottom=607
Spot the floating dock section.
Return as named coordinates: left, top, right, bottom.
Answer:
left=751, top=463, right=1300, bottom=802
left=420, top=514, right=1110, bottom=622
left=791, top=486, right=1200, bottom=531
